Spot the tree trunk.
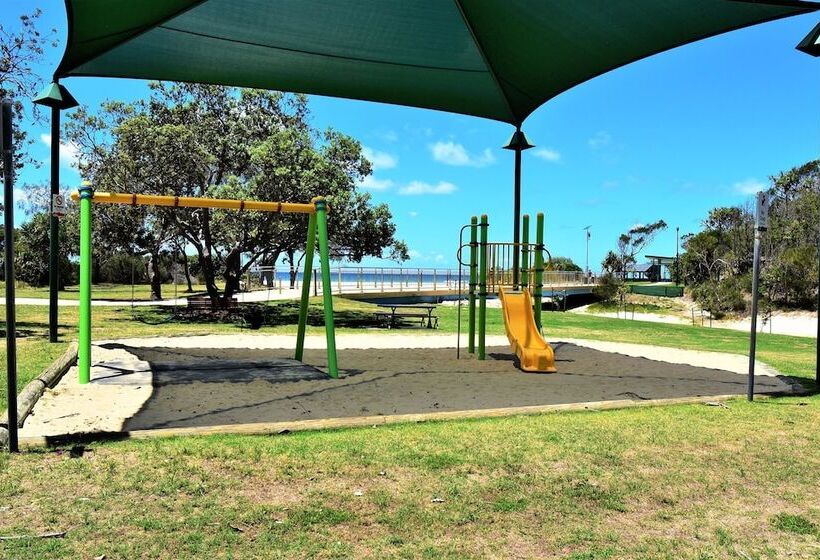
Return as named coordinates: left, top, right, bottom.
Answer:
left=198, top=209, right=222, bottom=306
left=180, top=248, right=194, bottom=292
left=147, top=253, right=163, bottom=300
left=288, top=249, right=297, bottom=289
left=223, top=244, right=243, bottom=302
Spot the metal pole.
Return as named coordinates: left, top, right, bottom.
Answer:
left=468, top=216, right=477, bottom=354
left=2, top=99, right=19, bottom=452
left=295, top=212, right=317, bottom=361
left=520, top=214, right=529, bottom=290
left=478, top=214, right=488, bottom=360
left=314, top=198, right=338, bottom=378
left=816, top=231, right=819, bottom=390
left=534, top=213, right=545, bottom=332
left=48, top=107, right=60, bottom=342
left=78, top=184, right=94, bottom=384
left=747, top=192, right=768, bottom=401
left=676, top=226, right=680, bottom=284
left=512, top=147, right=521, bottom=287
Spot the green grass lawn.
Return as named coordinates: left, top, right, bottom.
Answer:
left=0, top=281, right=211, bottom=301
left=1, top=299, right=818, bottom=558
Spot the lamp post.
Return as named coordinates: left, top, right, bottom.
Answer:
left=676, top=226, right=680, bottom=283
left=503, top=127, right=534, bottom=288
left=583, top=226, right=591, bottom=278
left=33, top=81, right=79, bottom=343
left=796, top=22, right=819, bottom=390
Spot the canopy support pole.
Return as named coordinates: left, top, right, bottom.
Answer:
left=503, top=126, right=534, bottom=288
left=795, top=25, right=819, bottom=390
left=48, top=106, right=60, bottom=342
left=33, top=80, right=78, bottom=344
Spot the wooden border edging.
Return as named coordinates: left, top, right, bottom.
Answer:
left=14, top=391, right=792, bottom=448
left=1, top=342, right=78, bottom=448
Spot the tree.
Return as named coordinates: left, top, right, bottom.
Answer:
left=546, top=256, right=582, bottom=272
left=14, top=211, right=74, bottom=287
left=67, top=83, right=407, bottom=304
left=0, top=9, right=57, bottom=184
left=616, top=220, right=668, bottom=280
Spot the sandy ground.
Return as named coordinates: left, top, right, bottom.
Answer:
left=575, top=305, right=818, bottom=338
left=20, top=334, right=797, bottom=439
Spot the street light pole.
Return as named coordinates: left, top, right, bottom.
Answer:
left=676, top=226, right=680, bottom=283
left=583, top=226, right=591, bottom=277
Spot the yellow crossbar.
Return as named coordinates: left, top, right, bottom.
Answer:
left=70, top=190, right=318, bottom=214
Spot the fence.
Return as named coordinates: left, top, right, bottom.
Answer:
left=247, top=265, right=593, bottom=296
left=629, top=284, right=684, bottom=297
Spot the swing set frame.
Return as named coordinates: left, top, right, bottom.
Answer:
left=70, top=184, right=339, bottom=383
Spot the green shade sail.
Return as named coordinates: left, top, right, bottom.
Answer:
left=56, top=0, right=818, bottom=125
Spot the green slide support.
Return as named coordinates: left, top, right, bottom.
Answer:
left=478, top=214, right=488, bottom=360
left=295, top=212, right=317, bottom=361
left=314, top=198, right=339, bottom=378
left=78, top=184, right=93, bottom=384
left=534, top=212, right=545, bottom=332
left=520, top=214, right=529, bottom=290
left=467, top=216, right=477, bottom=354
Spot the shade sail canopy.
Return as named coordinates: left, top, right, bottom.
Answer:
left=56, top=0, right=818, bottom=125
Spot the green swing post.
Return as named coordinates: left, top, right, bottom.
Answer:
left=467, top=216, right=478, bottom=354
left=295, top=212, right=317, bottom=361
left=534, top=213, right=545, bottom=332
left=78, top=184, right=94, bottom=384
left=520, top=214, right=530, bottom=290
left=313, top=197, right=339, bottom=378
left=478, top=214, right=488, bottom=360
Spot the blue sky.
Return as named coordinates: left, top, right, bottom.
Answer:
left=6, top=1, right=820, bottom=271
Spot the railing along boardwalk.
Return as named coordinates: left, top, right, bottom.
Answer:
left=247, top=266, right=597, bottom=297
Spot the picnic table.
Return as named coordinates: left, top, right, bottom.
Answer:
left=375, top=303, right=439, bottom=329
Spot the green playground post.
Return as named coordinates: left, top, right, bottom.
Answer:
left=295, top=212, right=317, bottom=361
left=534, top=212, right=545, bottom=332
left=478, top=214, right=488, bottom=360
left=78, top=184, right=93, bottom=384
left=314, top=198, right=339, bottom=378
left=520, top=214, right=530, bottom=290
left=467, top=216, right=478, bottom=354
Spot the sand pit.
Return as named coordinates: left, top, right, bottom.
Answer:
left=19, top=334, right=801, bottom=441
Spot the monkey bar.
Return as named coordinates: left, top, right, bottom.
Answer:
left=70, top=185, right=339, bottom=383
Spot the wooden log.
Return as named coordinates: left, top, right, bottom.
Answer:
left=1, top=342, right=78, bottom=448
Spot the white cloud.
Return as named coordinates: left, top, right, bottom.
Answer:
left=733, top=178, right=767, bottom=195
left=430, top=141, right=495, bottom=167
left=362, top=147, right=397, bottom=170
left=399, top=180, right=457, bottom=196
left=588, top=131, right=611, bottom=150
left=602, top=179, right=619, bottom=189
left=533, top=147, right=561, bottom=163
left=408, top=211, right=418, bottom=217
left=358, top=175, right=394, bottom=191
left=40, top=133, right=80, bottom=168
left=434, top=254, right=445, bottom=263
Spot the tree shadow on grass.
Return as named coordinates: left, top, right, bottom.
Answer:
left=128, top=301, right=385, bottom=329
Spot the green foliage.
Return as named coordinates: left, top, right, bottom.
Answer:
left=14, top=211, right=75, bottom=287
left=547, top=256, right=582, bottom=272
left=681, top=160, right=819, bottom=313
left=0, top=9, right=56, bottom=181
left=592, top=272, right=622, bottom=302
left=66, top=83, right=407, bottom=303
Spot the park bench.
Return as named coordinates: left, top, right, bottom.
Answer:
left=186, top=295, right=238, bottom=310
left=375, top=304, right=439, bottom=329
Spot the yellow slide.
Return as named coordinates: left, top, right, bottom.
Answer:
left=499, top=287, right=557, bottom=373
